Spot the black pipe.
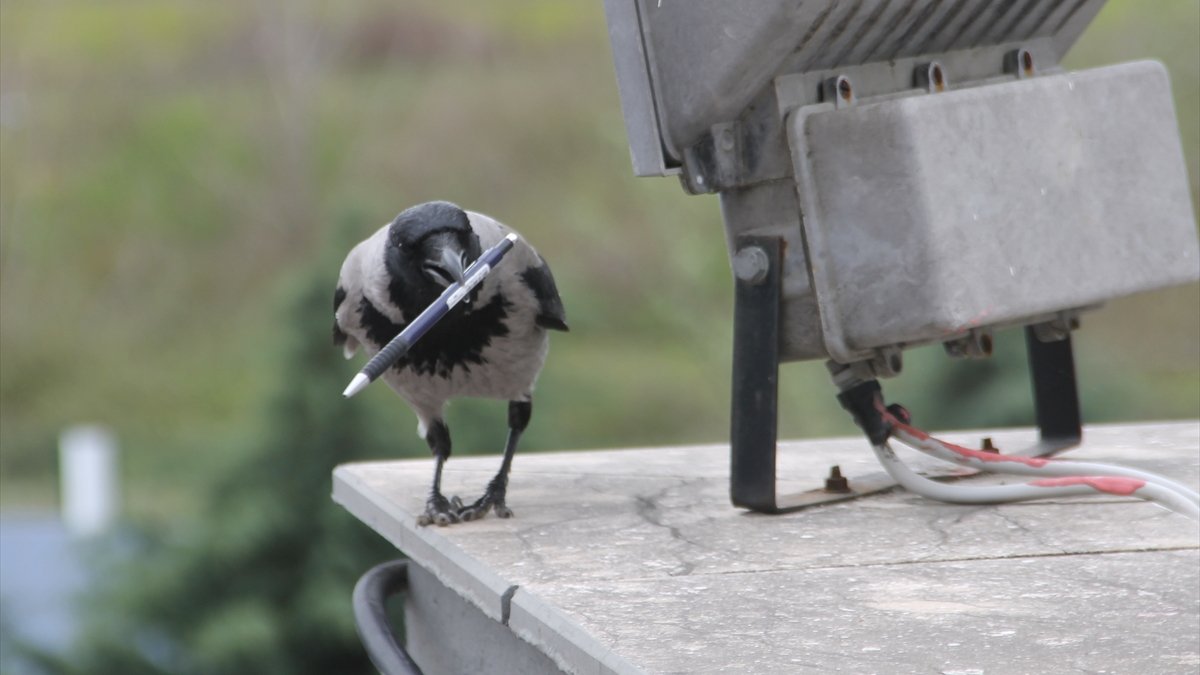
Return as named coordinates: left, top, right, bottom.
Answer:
left=352, top=559, right=423, bottom=675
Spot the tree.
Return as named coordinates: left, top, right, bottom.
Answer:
left=47, top=213, right=403, bottom=675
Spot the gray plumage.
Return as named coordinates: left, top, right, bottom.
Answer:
left=334, top=201, right=567, bottom=525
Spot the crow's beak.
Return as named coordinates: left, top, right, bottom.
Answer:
left=440, top=247, right=467, bottom=286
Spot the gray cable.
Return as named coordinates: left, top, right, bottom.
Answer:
left=888, top=423, right=1200, bottom=507
left=872, top=442, right=1200, bottom=520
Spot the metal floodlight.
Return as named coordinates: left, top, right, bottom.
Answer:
left=603, top=1, right=1200, bottom=512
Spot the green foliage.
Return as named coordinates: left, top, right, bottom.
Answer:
left=32, top=214, right=401, bottom=675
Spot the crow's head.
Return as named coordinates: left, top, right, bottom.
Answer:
left=385, top=201, right=483, bottom=303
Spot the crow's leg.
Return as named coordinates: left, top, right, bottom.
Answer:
left=459, top=400, right=530, bottom=521
left=417, top=419, right=460, bottom=527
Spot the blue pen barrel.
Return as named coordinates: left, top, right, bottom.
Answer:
left=353, top=233, right=519, bottom=387
left=360, top=332, right=417, bottom=382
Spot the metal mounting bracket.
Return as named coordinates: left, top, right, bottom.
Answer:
left=729, top=235, right=784, bottom=513
left=1025, top=325, right=1083, bottom=450
left=729, top=237, right=1084, bottom=514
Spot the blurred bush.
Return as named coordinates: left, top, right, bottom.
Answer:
left=11, top=213, right=402, bottom=674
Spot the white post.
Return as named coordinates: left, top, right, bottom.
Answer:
left=59, top=425, right=119, bottom=538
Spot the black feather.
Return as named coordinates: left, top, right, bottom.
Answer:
left=357, top=295, right=511, bottom=379
left=388, top=201, right=473, bottom=249
left=521, top=260, right=569, bottom=332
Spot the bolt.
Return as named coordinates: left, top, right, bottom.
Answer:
left=825, top=465, right=851, bottom=493
left=1006, top=48, right=1036, bottom=79
left=1032, top=314, right=1077, bottom=343
left=720, top=127, right=736, bottom=152
left=732, top=246, right=770, bottom=285
left=823, top=75, right=855, bottom=107
left=916, top=62, right=947, bottom=92
left=943, top=329, right=992, bottom=359
left=869, top=347, right=903, bottom=378
left=976, top=330, right=993, bottom=357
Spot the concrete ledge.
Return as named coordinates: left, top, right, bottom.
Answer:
left=334, top=466, right=515, bottom=623
left=507, top=588, right=641, bottom=675
left=333, top=422, right=1200, bottom=674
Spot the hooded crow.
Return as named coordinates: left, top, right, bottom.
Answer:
left=334, top=201, right=567, bottom=525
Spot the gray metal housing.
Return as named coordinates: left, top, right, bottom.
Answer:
left=603, top=0, right=1199, bottom=364
left=604, top=0, right=1107, bottom=176
left=789, top=60, right=1199, bottom=363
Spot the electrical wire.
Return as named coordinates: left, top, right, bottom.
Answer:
left=871, top=440, right=1199, bottom=520
left=833, top=374, right=1199, bottom=520
left=879, top=405, right=1200, bottom=509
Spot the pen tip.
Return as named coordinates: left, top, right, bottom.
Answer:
left=343, top=373, right=371, bottom=398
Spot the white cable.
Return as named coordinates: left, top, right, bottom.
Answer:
left=872, top=441, right=1200, bottom=520
left=829, top=371, right=1200, bottom=521
left=885, top=415, right=1200, bottom=507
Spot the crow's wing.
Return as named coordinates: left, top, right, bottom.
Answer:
left=521, top=258, right=568, bottom=332
left=465, top=210, right=569, bottom=332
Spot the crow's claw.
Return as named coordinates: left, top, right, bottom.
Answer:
left=417, top=493, right=460, bottom=527
left=456, top=489, right=511, bottom=522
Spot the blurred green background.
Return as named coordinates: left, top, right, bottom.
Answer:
left=0, top=0, right=1197, bottom=672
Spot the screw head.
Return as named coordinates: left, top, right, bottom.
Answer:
left=733, top=246, right=770, bottom=284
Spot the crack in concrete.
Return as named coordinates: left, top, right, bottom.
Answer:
left=633, top=482, right=710, bottom=577
left=993, top=509, right=1067, bottom=555
left=919, top=507, right=984, bottom=562
left=589, top=545, right=1200, bottom=585
left=509, top=526, right=552, bottom=572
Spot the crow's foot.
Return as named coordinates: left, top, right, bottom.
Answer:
left=417, top=492, right=460, bottom=527
left=457, top=488, right=512, bottom=522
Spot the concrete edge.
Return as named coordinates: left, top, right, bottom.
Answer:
left=508, top=587, right=644, bottom=675
left=333, top=466, right=642, bottom=673
left=331, top=421, right=1199, bottom=476
left=331, top=466, right=515, bottom=623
